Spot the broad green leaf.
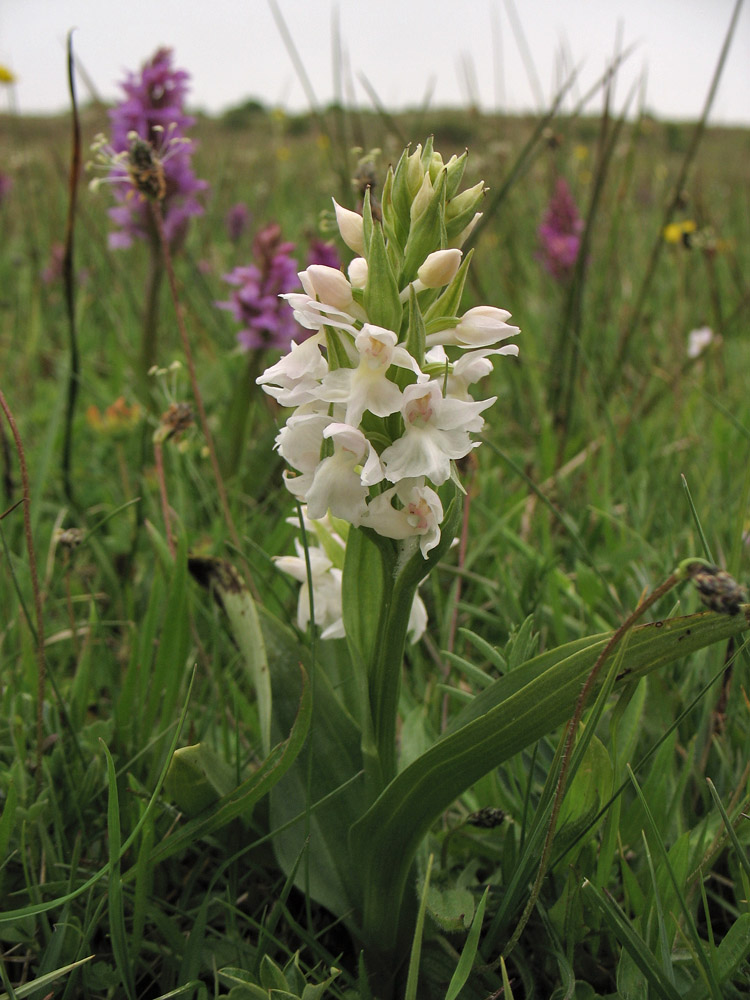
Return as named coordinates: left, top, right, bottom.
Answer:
left=341, top=526, right=391, bottom=680
left=351, top=608, right=750, bottom=960
left=265, top=607, right=366, bottom=930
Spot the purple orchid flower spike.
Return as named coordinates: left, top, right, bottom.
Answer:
left=106, top=47, right=208, bottom=250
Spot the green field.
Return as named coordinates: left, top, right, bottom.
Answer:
left=1, top=92, right=750, bottom=999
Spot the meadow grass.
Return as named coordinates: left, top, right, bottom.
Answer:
left=1, top=92, right=750, bottom=1000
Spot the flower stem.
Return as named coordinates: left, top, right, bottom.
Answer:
left=140, top=237, right=164, bottom=401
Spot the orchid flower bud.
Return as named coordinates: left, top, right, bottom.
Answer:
left=300, top=264, right=355, bottom=312
left=417, top=249, right=462, bottom=289
left=406, top=143, right=425, bottom=196
left=409, top=172, right=434, bottom=226
left=332, top=198, right=365, bottom=256
left=446, top=180, right=486, bottom=221
left=348, top=256, right=369, bottom=289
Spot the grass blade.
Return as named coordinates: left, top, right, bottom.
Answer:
left=445, top=885, right=490, bottom=1000
left=101, top=741, right=136, bottom=999
left=404, top=853, right=433, bottom=1000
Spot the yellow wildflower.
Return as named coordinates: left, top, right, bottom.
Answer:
left=663, top=220, right=696, bottom=244
left=0, top=65, right=16, bottom=85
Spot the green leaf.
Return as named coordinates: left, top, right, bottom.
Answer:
left=0, top=957, right=93, bottom=1000
left=444, top=885, right=489, bottom=1000
left=364, top=218, right=402, bottom=332
left=260, top=955, right=289, bottom=992
left=0, top=778, right=17, bottom=860
left=299, top=966, right=341, bottom=999
left=0, top=670, right=198, bottom=926
left=556, top=734, right=613, bottom=846
left=424, top=884, right=474, bottom=932
left=265, top=606, right=366, bottom=929
left=444, top=150, right=468, bottom=199
left=583, top=880, right=682, bottom=1000
left=362, top=187, right=373, bottom=261
left=404, top=286, right=426, bottom=366
left=706, top=777, right=750, bottom=883
left=163, top=743, right=237, bottom=817
left=341, top=526, right=392, bottom=677
left=189, top=557, right=272, bottom=755
left=389, top=148, right=413, bottom=247
left=149, top=658, right=311, bottom=867
left=401, top=169, right=447, bottom=284
left=351, top=608, right=750, bottom=961
left=367, top=487, right=463, bottom=783
left=627, top=765, right=723, bottom=997
left=101, top=741, right=136, bottom=1000
left=711, top=912, right=750, bottom=985
left=404, top=854, right=433, bottom=1000
left=324, top=326, right=353, bottom=372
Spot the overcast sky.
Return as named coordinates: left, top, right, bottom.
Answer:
left=1, top=0, right=748, bottom=124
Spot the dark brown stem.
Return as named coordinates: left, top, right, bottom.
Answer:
left=0, top=388, right=47, bottom=786
left=61, top=31, right=82, bottom=506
